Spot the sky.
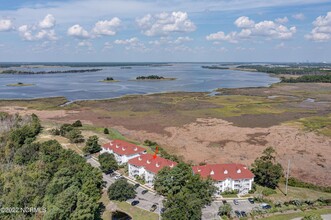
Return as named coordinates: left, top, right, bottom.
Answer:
left=0, top=0, right=330, bottom=62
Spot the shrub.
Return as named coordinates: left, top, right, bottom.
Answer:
left=103, top=128, right=109, bottom=134
left=262, top=187, right=277, bottom=196
left=50, top=128, right=60, bottom=136
left=72, top=120, right=82, bottom=127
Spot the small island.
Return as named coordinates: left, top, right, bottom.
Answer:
left=99, top=77, right=119, bottom=83
left=201, top=65, right=229, bottom=70
left=6, top=82, right=35, bottom=87
left=134, top=75, right=176, bottom=81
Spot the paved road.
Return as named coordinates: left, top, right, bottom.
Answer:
left=86, top=157, right=163, bottom=214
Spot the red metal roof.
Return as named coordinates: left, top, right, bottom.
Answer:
left=192, top=164, right=254, bottom=181
left=102, top=140, right=146, bottom=156
left=128, top=154, right=177, bottom=174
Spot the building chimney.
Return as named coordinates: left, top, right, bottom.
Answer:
left=197, top=168, right=201, bottom=172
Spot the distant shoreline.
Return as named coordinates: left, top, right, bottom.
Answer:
left=6, top=83, right=35, bottom=87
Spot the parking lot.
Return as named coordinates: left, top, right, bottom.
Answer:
left=127, top=187, right=164, bottom=214
left=202, top=199, right=260, bottom=220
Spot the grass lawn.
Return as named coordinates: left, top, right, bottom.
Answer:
left=262, top=208, right=331, bottom=220
left=254, top=184, right=331, bottom=203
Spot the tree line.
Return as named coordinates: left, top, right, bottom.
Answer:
left=0, top=113, right=103, bottom=220
left=281, top=74, right=331, bottom=83
left=1, top=69, right=102, bottom=74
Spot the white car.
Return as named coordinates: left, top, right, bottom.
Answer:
left=114, top=175, right=122, bottom=180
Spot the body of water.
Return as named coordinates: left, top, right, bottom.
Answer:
left=0, top=63, right=279, bottom=101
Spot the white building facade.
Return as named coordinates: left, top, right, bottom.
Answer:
left=192, top=164, right=254, bottom=195
left=101, top=140, right=146, bottom=165
left=128, top=154, right=177, bottom=187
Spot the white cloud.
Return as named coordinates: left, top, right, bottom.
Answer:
left=234, top=16, right=255, bottom=28
left=207, top=16, right=296, bottom=43
left=206, top=31, right=238, bottom=43
left=275, top=42, right=285, bottom=49
left=18, top=25, right=58, bottom=41
left=275, top=17, right=289, bottom=24
left=173, top=36, right=193, bottom=44
left=39, top=14, right=56, bottom=29
left=35, top=29, right=58, bottom=41
left=292, top=13, right=305, bottom=20
left=136, top=11, right=196, bottom=36
left=92, top=18, right=121, bottom=36
left=67, top=24, right=90, bottom=39
left=306, top=11, right=331, bottom=42
left=114, top=37, right=147, bottom=51
left=103, top=42, right=113, bottom=50
left=0, top=19, right=13, bottom=31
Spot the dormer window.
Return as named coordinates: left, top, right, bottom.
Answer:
left=156, top=163, right=160, bottom=167
left=138, top=157, right=142, bottom=161
left=170, top=163, right=174, bottom=168
left=122, top=147, right=126, bottom=151
left=237, top=169, right=241, bottom=173
left=224, top=169, right=228, bottom=174
left=210, top=170, right=214, bottom=175
left=116, top=145, right=119, bottom=148
left=134, top=147, right=138, bottom=151
left=147, top=160, right=151, bottom=164
left=197, top=168, right=201, bottom=172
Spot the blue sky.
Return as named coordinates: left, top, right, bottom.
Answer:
left=0, top=0, right=330, bottom=62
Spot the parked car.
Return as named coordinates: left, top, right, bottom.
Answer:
left=150, top=204, right=157, bottom=212
left=131, top=200, right=139, bottom=206
left=114, top=175, right=122, bottom=180
left=222, top=200, right=227, bottom=204
left=261, top=203, right=272, bottom=209
left=234, top=210, right=241, bottom=218
left=248, top=198, right=254, bottom=204
left=233, top=199, right=239, bottom=205
left=263, top=205, right=272, bottom=209
left=141, top=189, right=148, bottom=195
left=134, top=183, right=140, bottom=189
left=241, top=211, right=247, bottom=217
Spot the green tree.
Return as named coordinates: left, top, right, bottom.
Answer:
left=218, top=203, right=232, bottom=217
left=162, top=191, right=202, bottom=220
left=98, top=153, right=118, bottom=173
left=103, top=128, right=109, bottom=134
left=251, top=147, right=283, bottom=189
left=83, top=136, right=101, bottom=154
left=107, top=179, right=136, bottom=201
left=72, top=120, right=83, bottom=127
left=67, top=129, right=84, bottom=143
left=154, top=163, right=192, bottom=196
